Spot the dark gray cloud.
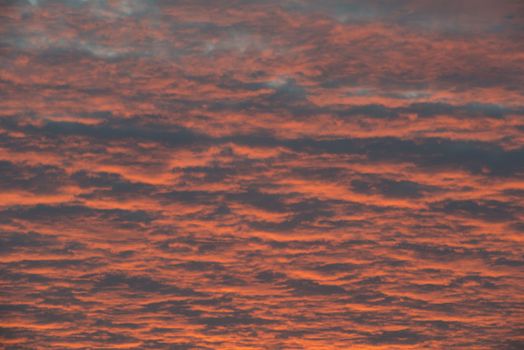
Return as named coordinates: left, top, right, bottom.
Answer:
left=0, top=160, right=67, bottom=193
left=92, top=272, right=203, bottom=296
left=431, top=199, right=521, bottom=222
left=285, top=278, right=346, bottom=296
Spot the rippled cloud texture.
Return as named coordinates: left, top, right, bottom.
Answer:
left=1, top=0, right=524, bottom=349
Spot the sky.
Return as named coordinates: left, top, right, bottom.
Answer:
left=0, top=0, right=523, bottom=349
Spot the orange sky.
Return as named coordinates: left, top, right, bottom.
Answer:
left=0, top=1, right=523, bottom=349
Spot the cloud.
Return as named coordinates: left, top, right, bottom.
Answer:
left=431, top=199, right=520, bottom=222
left=92, top=272, right=203, bottom=296
left=0, top=0, right=522, bottom=349
left=285, top=278, right=346, bottom=296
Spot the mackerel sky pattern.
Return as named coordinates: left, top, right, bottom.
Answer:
left=1, top=1, right=524, bottom=349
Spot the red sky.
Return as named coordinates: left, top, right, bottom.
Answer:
left=0, top=1, right=523, bottom=349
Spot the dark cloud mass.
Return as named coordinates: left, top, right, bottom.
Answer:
left=0, top=0, right=523, bottom=349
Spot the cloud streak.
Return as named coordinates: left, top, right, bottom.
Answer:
left=0, top=0, right=523, bottom=349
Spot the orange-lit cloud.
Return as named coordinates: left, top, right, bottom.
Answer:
left=0, top=1, right=523, bottom=349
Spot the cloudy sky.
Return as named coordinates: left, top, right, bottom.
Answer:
left=1, top=0, right=523, bottom=349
